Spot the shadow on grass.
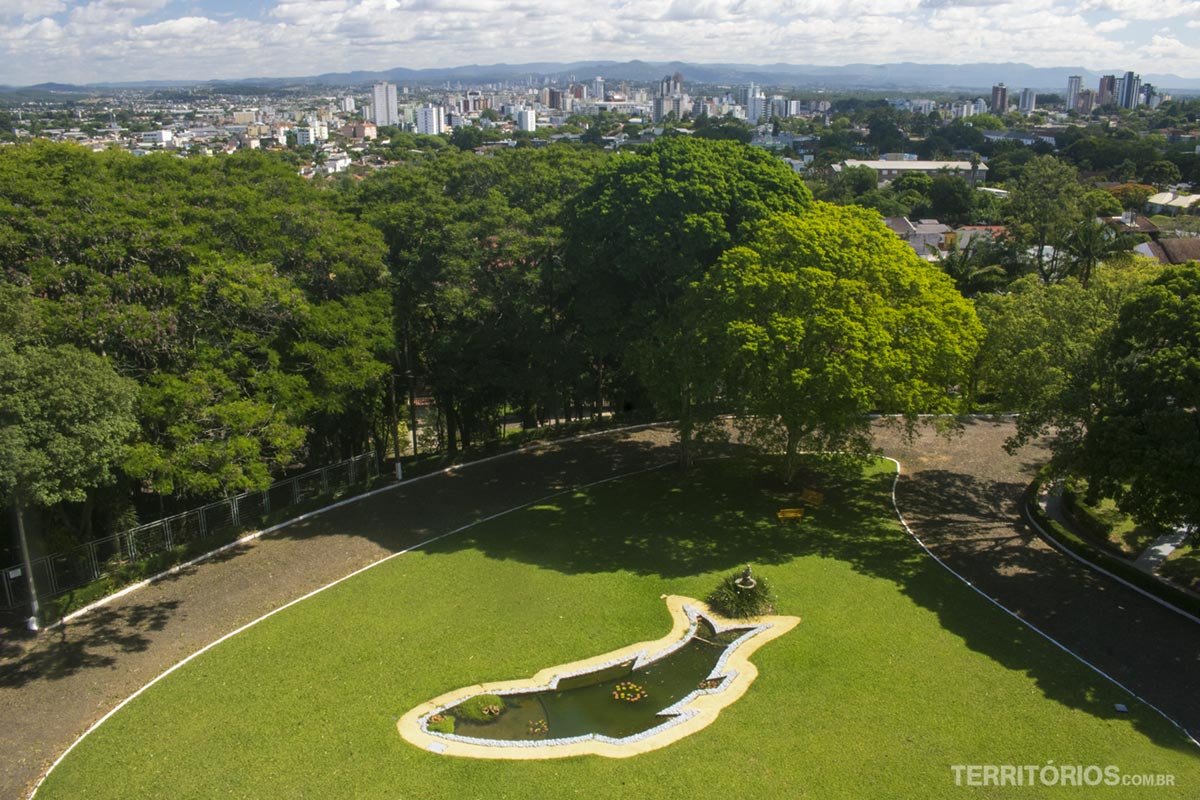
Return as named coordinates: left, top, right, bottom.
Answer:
left=417, top=454, right=1200, bottom=755
left=0, top=429, right=675, bottom=689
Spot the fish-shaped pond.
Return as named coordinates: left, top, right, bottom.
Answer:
left=398, top=596, right=800, bottom=758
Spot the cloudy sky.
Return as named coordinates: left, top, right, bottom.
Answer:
left=0, top=0, right=1198, bottom=86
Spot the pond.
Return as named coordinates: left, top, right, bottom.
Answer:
left=446, top=617, right=754, bottom=743
left=398, top=595, right=800, bottom=758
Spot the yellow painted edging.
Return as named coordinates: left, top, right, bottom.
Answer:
left=396, top=594, right=800, bottom=759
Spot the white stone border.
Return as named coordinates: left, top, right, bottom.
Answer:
left=883, top=456, right=1200, bottom=749
left=48, top=422, right=671, bottom=630
left=397, top=594, right=799, bottom=759
left=414, top=604, right=770, bottom=752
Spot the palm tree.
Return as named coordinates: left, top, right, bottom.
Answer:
left=1062, top=219, right=1140, bottom=288
left=932, top=236, right=1009, bottom=297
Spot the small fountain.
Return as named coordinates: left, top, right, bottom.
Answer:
left=734, top=565, right=757, bottom=591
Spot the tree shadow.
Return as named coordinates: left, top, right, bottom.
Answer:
left=2, top=430, right=675, bottom=696
left=411, top=455, right=1200, bottom=754
left=0, top=599, right=180, bottom=688
left=268, top=430, right=676, bottom=556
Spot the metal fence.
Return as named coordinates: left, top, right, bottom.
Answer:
left=1, top=452, right=378, bottom=613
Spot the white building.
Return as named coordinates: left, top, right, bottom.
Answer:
left=139, top=129, right=173, bottom=147
left=417, top=104, right=445, bottom=136
left=1019, top=88, right=1037, bottom=114
left=1066, top=76, right=1081, bottom=112
left=517, top=108, right=537, bottom=133
left=372, top=82, right=399, bottom=127
left=295, top=126, right=326, bottom=147
left=951, top=101, right=975, bottom=119
left=341, top=95, right=356, bottom=114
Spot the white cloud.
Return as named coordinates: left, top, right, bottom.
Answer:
left=1077, top=0, right=1200, bottom=21
left=1093, top=18, right=1127, bottom=32
left=0, top=0, right=1198, bottom=84
left=0, top=0, right=67, bottom=21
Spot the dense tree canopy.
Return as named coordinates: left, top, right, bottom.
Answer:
left=1074, top=266, right=1200, bottom=532
left=3, top=132, right=1185, bottom=610
left=0, top=142, right=393, bottom=503
left=694, top=204, right=983, bottom=481
left=352, top=145, right=609, bottom=450
left=975, top=259, right=1165, bottom=450
left=563, top=137, right=813, bottom=462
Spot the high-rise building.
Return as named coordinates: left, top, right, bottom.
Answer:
left=1075, top=89, right=1096, bottom=115
left=659, top=73, right=683, bottom=97
left=1019, top=88, right=1037, bottom=114
left=341, top=95, right=356, bottom=114
left=547, top=87, right=570, bottom=111
left=1140, top=82, right=1159, bottom=108
left=653, top=73, right=688, bottom=122
left=371, top=82, right=398, bottom=127
left=517, top=108, right=536, bottom=133
left=592, top=76, right=605, bottom=101
left=1097, top=74, right=1116, bottom=106
left=416, top=104, right=445, bottom=135
left=1119, top=71, right=1141, bottom=109
left=991, top=83, right=1008, bottom=113
left=1066, top=76, right=1081, bottom=112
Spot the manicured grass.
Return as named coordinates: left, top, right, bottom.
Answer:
left=38, top=459, right=1199, bottom=799
left=1163, top=544, right=1200, bottom=593
left=1063, top=479, right=1163, bottom=557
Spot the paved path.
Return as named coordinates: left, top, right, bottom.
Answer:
left=873, top=418, right=1200, bottom=744
left=4, top=420, right=1199, bottom=800
left=1136, top=528, right=1192, bottom=573
left=0, top=427, right=678, bottom=800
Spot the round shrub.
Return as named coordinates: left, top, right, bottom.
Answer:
left=706, top=569, right=776, bottom=618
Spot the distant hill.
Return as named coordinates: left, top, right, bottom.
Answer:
left=206, top=61, right=1200, bottom=93
left=21, top=61, right=1200, bottom=94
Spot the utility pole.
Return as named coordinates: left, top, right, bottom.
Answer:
left=13, top=501, right=42, bottom=630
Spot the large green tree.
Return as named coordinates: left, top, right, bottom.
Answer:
left=1072, top=265, right=1200, bottom=532
left=1005, top=155, right=1083, bottom=283
left=563, top=137, right=812, bottom=464
left=695, top=205, right=983, bottom=482
left=975, top=259, right=1164, bottom=447
left=0, top=339, right=137, bottom=623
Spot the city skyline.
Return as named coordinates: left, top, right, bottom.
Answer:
left=1, top=1, right=1199, bottom=87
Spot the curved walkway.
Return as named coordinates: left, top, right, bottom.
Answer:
left=0, top=426, right=678, bottom=800
left=6, top=420, right=1200, bottom=799
left=872, top=418, right=1200, bottom=742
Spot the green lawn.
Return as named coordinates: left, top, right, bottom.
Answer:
left=38, top=458, right=1199, bottom=799
left=1162, top=544, right=1200, bottom=593
left=1064, top=479, right=1163, bottom=557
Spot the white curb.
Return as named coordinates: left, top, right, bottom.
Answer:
left=884, top=456, right=1200, bottom=749
left=50, top=422, right=670, bottom=630
left=29, top=456, right=677, bottom=799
